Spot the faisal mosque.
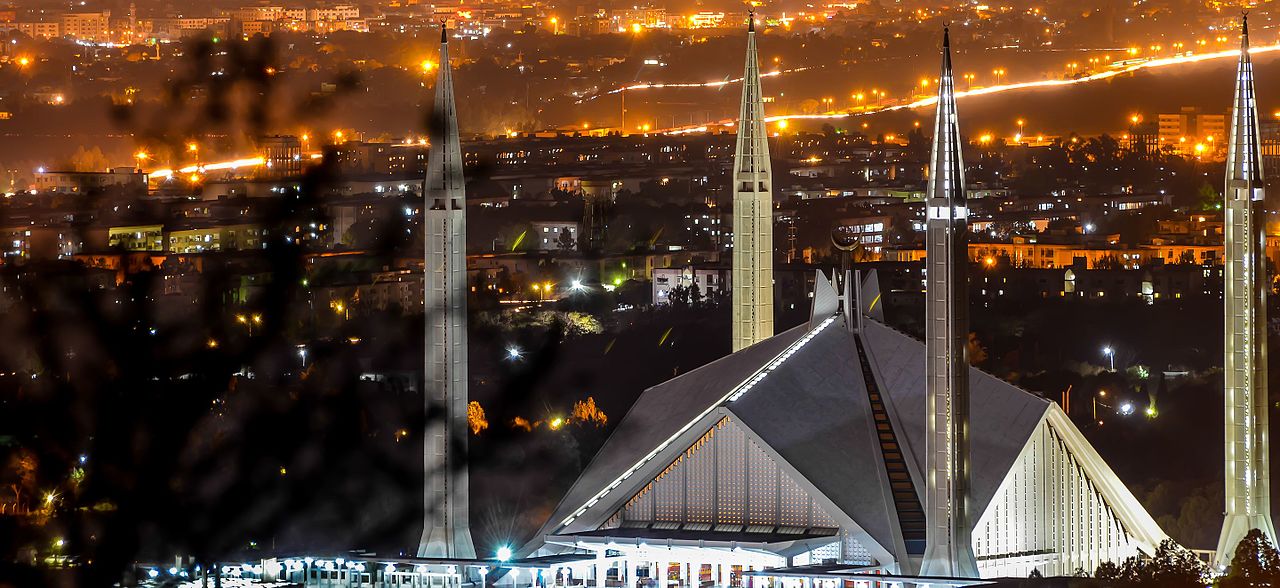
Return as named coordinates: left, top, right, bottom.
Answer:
left=515, top=23, right=1173, bottom=581
left=235, top=13, right=1275, bottom=588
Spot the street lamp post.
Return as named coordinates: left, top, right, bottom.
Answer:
left=1102, top=346, right=1115, bottom=371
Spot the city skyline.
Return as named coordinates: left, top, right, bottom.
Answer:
left=5, top=4, right=1280, bottom=588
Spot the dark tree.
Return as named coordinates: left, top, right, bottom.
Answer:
left=1147, top=539, right=1207, bottom=587
left=1094, top=540, right=1205, bottom=587
left=556, top=227, right=576, bottom=251
left=1222, top=529, right=1280, bottom=587
left=668, top=285, right=690, bottom=307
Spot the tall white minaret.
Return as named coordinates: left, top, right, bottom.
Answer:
left=420, top=24, right=477, bottom=560
left=731, top=12, right=774, bottom=352
left=1217, top=14, right=1275, bottom=569
left=919, top=28, right=979, bottom=580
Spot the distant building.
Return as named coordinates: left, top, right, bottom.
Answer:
left=0, top=225, right=80, bottom=260
left=1155, top=213, right=1222, bottom=243
left=258, top=135, right=303, bottom=179
left=151, top=17, right=231, bottom=40
left=0, top=21, right=61, bottom=39
left=609, top=6, right=667, bottom=30
left=962, top=263, right=1222, bottom=304
left=685, top=11, right=727, bottom=28
left=834, top=215, right=895, bottom=256
left=60, top=10, right=111, bottom=43
left=308, top=5, right=360, bottom=21
left=885, top=236, right=1222, bottom=269
left=530, top=221, right=580, bottom=250
left=108, top=225, right=164, bottom=251
left=652, top=264, right=728, bottom=304
left=357, top=268, right=424, bottom=312
left=198, top=176, right=420, bottom=199
left=34, top=168, right=147, bottom=194
left=217, top=6, right=287, bottom=22
left=167, top=223, right=266, bottom=253
left=1157, top=107, right=1225, bottom=155
left=1260, top=119, right=1280, bottom=183
left=240, top=20, right=274, bottom=36
left=333, top=141, right=427, bottom=177
left=681, top=209, right=726, bottom=249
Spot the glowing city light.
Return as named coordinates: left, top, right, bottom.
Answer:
left=496, top=546, right=513, bottom=562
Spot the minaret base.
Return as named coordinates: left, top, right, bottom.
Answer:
left=418, top=526, right=478, bottom=559
left=1215, top=513, right=1277, bottom=570
left=919, top=543, right=979, bottom=580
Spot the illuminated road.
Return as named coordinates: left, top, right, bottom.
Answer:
left=647, top=43, right=1280, bottom=133
left=147, top=157, right=266, bottom=180
left=576, top=66, right=814, bottom=103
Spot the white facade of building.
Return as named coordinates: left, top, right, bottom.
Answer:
left=653, top=266, right=729, bottom=304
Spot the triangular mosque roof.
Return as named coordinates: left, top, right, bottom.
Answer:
left=524, top=312, right=1052, bottom=558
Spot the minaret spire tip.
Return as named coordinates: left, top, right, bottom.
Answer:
left=748, top=9, right=755, bottom=33
left=440, top=21, right=448, bottom=44
left=940, top=26, right=954, bottom=74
